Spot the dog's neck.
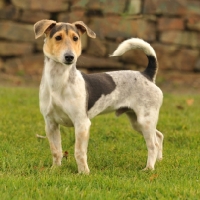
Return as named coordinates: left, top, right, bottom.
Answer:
left=43, top=57, right=77, bottom=91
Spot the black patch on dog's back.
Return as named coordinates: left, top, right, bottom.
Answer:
left=81, top=72, right=116, bottom=111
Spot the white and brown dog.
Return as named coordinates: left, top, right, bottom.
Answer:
left=34, top=20, right=164, bottom=174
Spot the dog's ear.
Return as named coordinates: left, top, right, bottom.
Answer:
left=73, top=21, right=96, bottom=38
left=34, top=19, right=56, bottom=39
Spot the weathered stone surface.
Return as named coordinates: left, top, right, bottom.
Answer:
left=100, top=0, right=126, bottom=14
left=143, top=0, right=200, bottom=16
left=0, top=1, right=5, bottom=9
left=160, top=31, right=200, bottom=48
left=0, top=58, right=4, bottom=71
left=72, top=0, right=126, bottom=14
left=158, top=17, right=184, bottom=31
left=0, top=4, right=19, bottom=20
left=77, top=54, right=123, bottom=69
left=87, top=38, right=107, bottom=57
left=35, top=37, right=44, bottom=51
left=4, top=54, right=44, bottom=75
left=71, top=0, right=89, bottom=9
left=107, top=42, right=120, bottom=56
left=20, top=10, right=50, bottom=23
left=81, top=33, right=88, bottom=51
left=121, top=49, right=148, bottom=67
left=90, top=17, right=156, bottom=41
left=187, top=16, right=200, bottom=31
left=152, top=43, right=199, bottom=71
left=0, top=0, right=199, bottom=78
left=127, top=0, right=141, bottom=15
left=124, top=64, right=138, bottom=71
left=0, top=21, right=35, bottom=42
left=57, top=13, right=70, bottom=23
left=0, top=42, right=33, bottom=56
left=194, top=59, right=200, bottom=72
left=12, top=0, right=69, bottom=12
left=58, top=9, right=87, bottom=23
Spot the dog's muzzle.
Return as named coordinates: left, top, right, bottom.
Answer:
left=64, top=53, right=74, bottom=64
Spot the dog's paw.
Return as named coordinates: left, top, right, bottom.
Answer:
left=78, top=166, right=90, bottom=175
left=156, top=157, right=163, bottom=162
left=141, top=166, right=154, bottom=171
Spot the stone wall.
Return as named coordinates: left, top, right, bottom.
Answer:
left=0, top=0, right=200, bottom=79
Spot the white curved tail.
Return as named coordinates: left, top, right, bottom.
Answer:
left=110, top=38, right=158, bottom=82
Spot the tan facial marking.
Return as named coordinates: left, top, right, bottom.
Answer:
left=44, top=25, right=82, bottom=63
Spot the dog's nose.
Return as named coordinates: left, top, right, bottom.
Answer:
left=64, top=54, right=74, bottom=63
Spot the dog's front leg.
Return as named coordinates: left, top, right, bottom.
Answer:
left=74, top=119, right=91, bottom=174
left=45, top=119, right=63, bottom=166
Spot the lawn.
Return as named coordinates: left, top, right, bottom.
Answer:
left=0, top=87, right=200, bottom=199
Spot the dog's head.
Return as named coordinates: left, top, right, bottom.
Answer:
left=34, top=20, right=96, bottom=65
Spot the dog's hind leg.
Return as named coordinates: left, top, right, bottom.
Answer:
left=126, top=111, right=142, bottom=134
left=126, top=110, right=160, bottom=170
left=138, top=112, right=160, bottom=170
left=156, top=130, right=164, bottom=161
left=74, top=118, right=91, bottom=174
left=45, top=119, right=63, bottom=166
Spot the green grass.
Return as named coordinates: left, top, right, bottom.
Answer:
left=0, top=87, right=200, bottom=199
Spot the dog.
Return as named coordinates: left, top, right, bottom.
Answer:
left=34, top=19, right=164, bottom=174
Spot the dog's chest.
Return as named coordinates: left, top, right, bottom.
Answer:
left=40, top=91, right=74, bottom=127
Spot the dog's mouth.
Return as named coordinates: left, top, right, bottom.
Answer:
left=64, top=61, right=74, bottom=65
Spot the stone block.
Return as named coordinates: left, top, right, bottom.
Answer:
left=186, top=15, right=200, bottom=31
left=0, top=21, right=35, bottom=42
left=71, top=0, right=89, bottom=9
left=87, top=38, right=107, bottom=57
left=81, top=34, right=88, bottom=51
left=152, top=43, right=199, bottom=71
left=4, top=54, right=44, bottom=75
left=72, top=0, right=126, bottom=14
left=0, top=4, right=19, bottom=20
left=77, top=54, right=123, bottom=69
left=160, top=31, right=200, bottom=48
left=58, top=9, right=87, bottom=23
left=143, top=0, right=200, bottom=16
left=35, top=37, right=44, bottom=51
left=0, top=42, right=33, bottom=56
left=90, top=17, right=156, bottom=42
left=127, top=0, right=141, bottom=15
left=12, top=0, right=69, bottom=12
left=121, top=49, right=148, bottom=67
left=124, top=64, right=138, bottom=71
left=158, top=17, right=184, bottom=31
left=107, top=42, right=120, bottom=56
left=57, top=13, right=70, bottom=23
left=100, top=0, right=126, bottom=14
left=71, top=0, right=103, bottom=10
left=194, top=59, right=200, bottom=72
left=0, top=58, right=4, bottom=71
left=0, top=1, right=5, bottom=9
left=20, top=10, right=50, bottom=23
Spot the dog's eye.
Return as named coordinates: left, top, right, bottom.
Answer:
left=55, top=35, right=62, bottom=41
left=73, top=36, right=78, bottom=41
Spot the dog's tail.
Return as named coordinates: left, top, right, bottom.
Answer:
left=110, top=38, right=157, bottom=82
